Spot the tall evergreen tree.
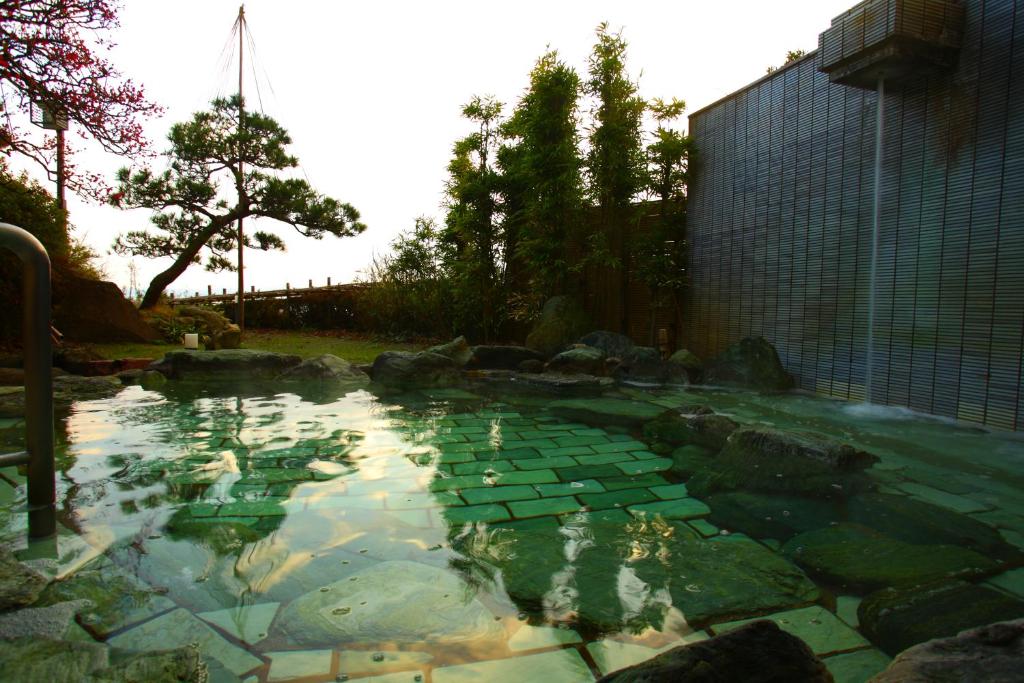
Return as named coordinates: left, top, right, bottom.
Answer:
left=443, top=96, right=504, bottom=340
left=501, top=50, right=583, bottom=302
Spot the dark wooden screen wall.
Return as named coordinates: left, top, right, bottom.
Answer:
left=685, top=0, right=1024, bottom=430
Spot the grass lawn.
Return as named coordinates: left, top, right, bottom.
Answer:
left=89, top=329, right=427, bottom=365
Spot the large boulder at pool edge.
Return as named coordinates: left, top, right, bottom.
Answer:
left=704, top=337, right=794, bottom=391
left=371, top=351, right=461, bottom=388
left=598, top=620, right=832, bottom=682
left=149, top=349, right=301, bottom=381
left=525, top=295, right=591, bottom=358
left=872, top=618, right=1024, bottom=681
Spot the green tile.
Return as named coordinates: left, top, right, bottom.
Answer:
left=579, top=488, right=658, bottom=511
left=714, top=606, right=870, bottom=655
left=429, top=474, right=492, bottom=492
left=535, top=479, right=606, bottom=497
left=440, top=440, right=495, bottom=454
left=560, top=509, right=631, bottom=526
left=513, top=439, right=559, bottom=450
left=687, top=518, right=720, bottom=537
left=586, top=633, right=708, bottom=676
left=513, top=456, right=577, bottom=471
left=570, top=428, right=607, bottom=436
left=601, top=474, right=671, bottom=490
left=197, top=602, right=279, bottom=644
left=628, top=498, right=710, bottom=520
left=593, top=440, right=648, bottom=453
left=432, top=434, right=467, bottom=444
left=494, top=447, right=541, bottom=460
left=649, top=483, right=689, bottom=500
left=493, top=516, right=562, bottom=533
left=450, top=426, right=488, bottom=435
left=574, top=452, right=636, bottom=466
left=557, top=464, right=623, bottom=482
left=438, top=451, right=476, bottom=464
left=493, top=470, right=560, bottom=486
left=987, top=568, right=1024, bottom=599
left=218, top=499, right=288, bottom=517
left=442, top=504, right=510, bottom=525
left=539, top=423, right=588, bottom=431
left=615, top=458, right=672, bottom=475
left=554, top=435, right=610, bottom=448
left=452, top=461, right=516, bottom=475
left=897, top=482, right=991, bottom=514
left=519, top=430, right=565, bottom=440
left=509, top=496, right=582, bottom=519
left=630, top=450, right=661, bottom=460
left=462, top=485, right=539, bottom=505
left=538, top=446, right=595, bottom=458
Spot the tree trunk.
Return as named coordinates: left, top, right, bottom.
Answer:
left=139, top=221, right=228, bottom=309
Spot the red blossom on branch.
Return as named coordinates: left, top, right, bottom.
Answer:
left=0, top=0, right=162, bottom=199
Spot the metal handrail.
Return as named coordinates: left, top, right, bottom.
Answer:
left=0, top=222, right=56, bottom=538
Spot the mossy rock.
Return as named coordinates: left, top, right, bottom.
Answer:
left=644, top=408, right=738, bottom=450
left=687, top=427, right=878, bottom=499
left=703, top=491, right=839, bottom=542
left=370, top=351, right=462, bottom=389
left=546, top=346, right=607, bottom=375
left=859, top=580, right=1024, bottom=656
left=782, top=523, right=1001, bottom=593
left=705, top=337, right=794, bottom=391
left=548, top=397, right=664, bottom=427
left=847, top=492, right=1023, bottom=562
left=149, top=349, right=302, bottom=382
left=669, top=444, right=716, bottom=478
left=525, top=296, right=591, bottom=358
left=427, top=336, right=473, bottom=366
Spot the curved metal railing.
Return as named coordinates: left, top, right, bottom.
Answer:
left=0, top=222, right=56, bottom=538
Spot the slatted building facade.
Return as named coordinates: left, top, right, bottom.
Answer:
left=685, top=0, right=1024, bottom=429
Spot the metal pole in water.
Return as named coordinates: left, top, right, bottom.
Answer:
left=0, top=223, right=56, bottom=538
left=865, top=77, right=885, bottom=404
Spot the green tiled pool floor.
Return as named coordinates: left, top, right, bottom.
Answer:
left=0, top=383, right=1022, bottom=681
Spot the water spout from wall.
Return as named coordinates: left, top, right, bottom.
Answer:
left=865, top=77, right=884, bottom=404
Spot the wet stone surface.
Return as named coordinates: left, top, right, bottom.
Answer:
left=0, top=382, right=1022, bottom=681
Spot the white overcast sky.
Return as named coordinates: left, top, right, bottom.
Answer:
left=15, top=0, right=855, bottom=296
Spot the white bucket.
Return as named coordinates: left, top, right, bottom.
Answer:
left=183, top=333, right=199, bottom=350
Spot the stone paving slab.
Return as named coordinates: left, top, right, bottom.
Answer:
left=432, top=648, right=593, bottom=682
left=592, top=440, right=649, bottom=453
left=197, top=602, right=279, bottom=644
left=615, top=458, right=672, bottom=476
left=586, top=632, right=709, bottom=675
left=266, top=649, right=334, bottom=681
left=494, top=447, right=541, bottom=460
left=579, top=488, right=658, bottom=511
left=687, top=519, right=720, bottom=537
left=507, top=624, right=583, bottom=651
left=713, top=605, right=870, bottom=656
left=493, top=470, right=560, bottom=486
left=540, top=446, right=597, bottom=458
left=534, top=480, right=606, bottom=497
left=508, top=496, right=583, bottom=519
left=600, top=474, right=671, bottom=491
left=823, top=649, right=891, bottom=683
left=574, top=452, right=636, bottom=467
left=452, top=461, right=516, bottom=475
left=109, top=608, right=262, bottom=675
left=628, top=498, right=710, bottom=520
left=987, top=567, right=1024, bottom=598
left=462, top=485, right=539, bottom=505
left=337, top=649, right=433, bottom=675
left=430, top=475, right=492, bottom=492
left=835, top=596, right=861, bottom=628
left=649, top=483, right=689, bottom=500
left=557, top=464, right=623, bottom=482
left=512, top=456, right=578, bottom=471
left=442, top=504, right=510, bottom=525
left=896, top=482, right=991, bottom=514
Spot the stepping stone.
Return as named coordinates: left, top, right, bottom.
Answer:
left=432, top=649, right=593, bottom=682
left=509, top=496, right=582, bottom=519
left=822, top=649, right=890, bottom=683
left=714, top=606, right=870, bottom=656
left=586, top=633, right=708, bottom=675
left=266, top=649, right=333, bottom=681
left=197, top=602, right=279, bottom=644
left=109, top=608, right=262, bottom=675
left=628, top=498, right=710, bottom=520
left=507, top=624, right=582, bottom=651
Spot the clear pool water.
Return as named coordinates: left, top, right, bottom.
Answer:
left=1, top=380, right=1023, bottom=682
